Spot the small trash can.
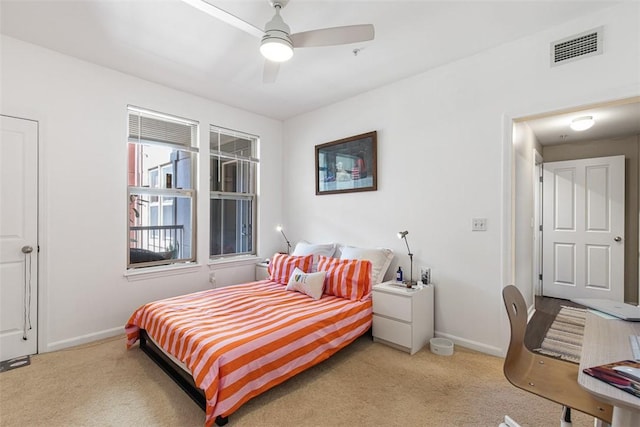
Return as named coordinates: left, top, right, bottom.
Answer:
left=430, top=337, right=454, bottom=356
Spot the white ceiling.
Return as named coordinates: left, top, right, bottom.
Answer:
left=1, top=0, right=637, bottom=142
left=525, top=101, right=640, bottom=145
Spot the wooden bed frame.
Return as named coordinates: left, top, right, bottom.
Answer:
left=139, top=329, right=228, bottom=426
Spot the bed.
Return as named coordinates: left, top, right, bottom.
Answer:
left=125, top=247, right=393, bottom=426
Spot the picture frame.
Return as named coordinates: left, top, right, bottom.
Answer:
left=315, top=131, right=377, bottom=195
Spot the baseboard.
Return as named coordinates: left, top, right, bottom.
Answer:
left=46, top=327, right=504, bottom=357
left=434, top=331, right=503, bottom=357
left=45, top=327, right=124, bottom=353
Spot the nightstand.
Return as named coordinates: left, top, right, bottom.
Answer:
left=372, top=281, right=434, bottom=355
left=255, top=261, right=270, bottom=280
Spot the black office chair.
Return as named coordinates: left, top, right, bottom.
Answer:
left=502, top=285, right=612, bottom=426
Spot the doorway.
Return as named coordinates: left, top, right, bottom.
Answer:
left=0, top=115, right=39, bottom=361
left=510, top=97, right=640, bottom=306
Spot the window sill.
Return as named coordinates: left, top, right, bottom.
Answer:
left=208, top=255, right=262, bottom=269
left=124, top=263, right=201, bottom=282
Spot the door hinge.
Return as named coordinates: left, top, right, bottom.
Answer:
left=539, top=274, right=543, bottom=280
left=539, top=225, right=543, bottom=231
left=539, top=176, right=543, bottom=183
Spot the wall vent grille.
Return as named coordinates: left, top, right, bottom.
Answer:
left=551, top=27, right=603, bottom=66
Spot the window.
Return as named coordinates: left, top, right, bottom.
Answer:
left=210, top=126, right=258, bottom=258
left=127, top=106, right=198, bottom=268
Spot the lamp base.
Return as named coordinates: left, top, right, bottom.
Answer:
left=403, top=280, right=418, bottom=288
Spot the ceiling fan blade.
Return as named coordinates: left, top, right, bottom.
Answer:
left=181, top=0, right=264, bottom=39
left=291, top=24, right=374, bottom=48
left=263, top=60, right=280, bottom=84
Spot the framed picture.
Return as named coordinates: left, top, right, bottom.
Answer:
left=315, top=131, right=377, bottom=195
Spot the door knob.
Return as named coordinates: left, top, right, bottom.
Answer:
left=614, top=236, right=622, bottom=242
left=21, top=245, right=33, bottom=254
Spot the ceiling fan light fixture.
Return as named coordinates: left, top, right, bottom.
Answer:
left=260, top=35, right=293, bottom=62
left=260, top=5, right=293, bottom=62
left=184, top=0, right=375, bottom=82
left=570, top=115, right=595, bottom=131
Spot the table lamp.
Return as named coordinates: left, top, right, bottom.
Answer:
left=276, top=225, right=291, bottom=254
left=397, top=230, right=415, bottom=288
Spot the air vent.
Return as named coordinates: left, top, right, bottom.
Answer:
left=551, top=27, right=603, bottom=66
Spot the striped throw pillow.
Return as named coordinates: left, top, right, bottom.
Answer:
left=317, top=255, right=372, bottom=300
left=269, top=253, right=313, bottom=285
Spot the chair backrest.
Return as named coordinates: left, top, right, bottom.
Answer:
left=501, top=285, right=613, bottom=423
left=503, top=286, right=528, bottom=353
left=502, top=285, right=534, bottom=381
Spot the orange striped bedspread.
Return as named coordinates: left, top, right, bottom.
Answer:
left=125, top=280, right=372, bottom=426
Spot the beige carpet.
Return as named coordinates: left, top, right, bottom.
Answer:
left=0, top=334, right=593, bottom=427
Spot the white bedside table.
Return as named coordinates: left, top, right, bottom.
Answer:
left=372, top=281, right=434, bottom=355
left=255, top=261, right=270, bottom=280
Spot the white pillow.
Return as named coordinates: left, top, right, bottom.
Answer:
left=291, top=240, right=337, bottom=271
left=339, top=246, right=393, bottom=284
left=285, top=267, right=326, bottom=300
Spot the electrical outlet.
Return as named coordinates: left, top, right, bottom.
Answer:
left=209, top=272, right=216, bottom=286
left=472, top=218, right=487, bottom=231
left=420, top=267, right=431, bottom=285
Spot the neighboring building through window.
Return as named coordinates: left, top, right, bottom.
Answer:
left=127, top=106, right=198, bottom=268
left=210, top=126, right=258, bottom=258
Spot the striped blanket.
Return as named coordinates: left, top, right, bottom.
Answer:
left=125, top=280, right=372, bottom=426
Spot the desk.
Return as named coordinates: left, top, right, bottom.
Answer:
left=578, top=312, right=640, bottom=426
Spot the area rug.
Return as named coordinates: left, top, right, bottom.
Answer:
left=535, top=306, right=586, bottom=363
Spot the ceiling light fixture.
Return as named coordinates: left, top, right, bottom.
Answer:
left=259, top=4, right=293, bottom=62
left=570, top=116, right=595, bottom=131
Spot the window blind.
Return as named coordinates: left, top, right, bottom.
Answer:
left=128, top=107, right=197, bottom=148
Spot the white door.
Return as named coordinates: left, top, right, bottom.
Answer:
left=0, top=115, right=38, bottom=361
left=542, top=155, right=625, bottom=301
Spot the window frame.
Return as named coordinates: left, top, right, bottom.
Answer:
left=209, top=125, right=259, bottom=260
left=127, top=106, right=199, bottom=269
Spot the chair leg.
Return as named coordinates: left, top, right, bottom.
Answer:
left=499, top=415, right=522, bottom=427
left=560, top=406, right=572, bottom=427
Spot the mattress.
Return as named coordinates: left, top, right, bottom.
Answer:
left=146, top=332, right=191, bottom=374
left=125, top=280, right=372, bottom=427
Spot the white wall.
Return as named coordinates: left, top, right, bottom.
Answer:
left=0, top=36, right=283, bottom=352
left=282, top=3, right=640, bottom=355
left=513, top=122, right=540, bottom=310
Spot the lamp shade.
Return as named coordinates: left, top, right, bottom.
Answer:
left=260, top=38, right=293, bottom=62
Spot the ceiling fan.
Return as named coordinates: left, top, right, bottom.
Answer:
left=182, top=0, right=375, bottom=83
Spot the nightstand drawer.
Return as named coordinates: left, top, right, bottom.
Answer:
left=372, top=291, right=412, bottom=322
left=373, top=315, right=412, bottom=348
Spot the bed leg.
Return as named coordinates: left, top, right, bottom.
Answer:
left=215, top=415, right=228, bottom=426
